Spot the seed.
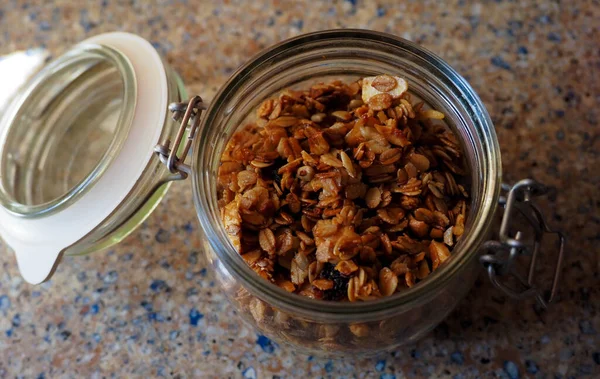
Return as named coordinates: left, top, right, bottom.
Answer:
left=257, top=99, right=274, bottom=118
left=335, top=260, right=358, bottom=275
left=259, top=228, right=276, bottom=255
left=409, top=217, right=430, bottom=238
left=397, top=168, right=409, bottom=184
left=349, top=99, right=364, bottom=109
left=405, top=162, right=418, bottom=178
left=410, top=153, right=430, bottom=172
left=420, top=109, right=445, bottom=119
left=340, top=150, right=356, bottom=178
left=371, top=75, right=398, bottom=92
left=331, top=111, right=352, bottom=121
left=272, top=116, right=299, bottom=127
left=367, top=93, right=393, bottom=111
left=379, top=148, right=402, bottom=165
left=414, top=208, right=434, bottom=223
left=313, top=278, right=334, bottom=291
left=365, top=187, right=382, bottom=209
left=428, top=183, right=445, bottom=198
left=378, top=267, right=398, bottom=296
left=311, top=112, right=327, bottom=123
left=250, top=160, right=274, bottom=168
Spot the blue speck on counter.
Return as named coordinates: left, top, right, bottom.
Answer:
left=242, top=367, right=256, bottom=379
left=37, top=373, right=45, bottom=379
left=380, top=374, right=396, bottom=379
left=12, top=314, right=21, bottom=327
left=203, top=350, right=210, bottom=356
left=189, top=308, right=204, bottom=326
left=538, top=15, right=551, bottom=24
left=31, top=291, right=41, bottom=298
left=148, top=312, right=166, bottom=322
left=451, top=352, right=465, bottom=365
left=525, top=360, right=539, bottom=374
left=93, top=333, right=101, bottom=342
left=547, top=32, right=561, bottom=42
left=324, top=360, right=334, bottom=373
left=377, top=7, right=386, bottom=17
left=6, top=329, right=13, bottom=337
left=104, top=271, right=118, bottom=284
left=183, top=222, right=194, bottom=233
left=155, top=228, right=171, bottom=243
left=517, top=46, right=528, bottom=55
left=579, top=320, right=596, bottom=334
left=307, top=355, right=313, bottom=361
left=256, top=335, right=276, bottom=353
left=29, top=12, right=37, bottom=20
left=491, top=56, right=512, bottom=70
left=345, top=0, right=357, bottom=6
left=504, top=361, right=520, bottom=379
left=77, top=272, right=87, bottom=282
left=89, top=304, right=99, bottom=315
left=39, top=21, right=51, bottom=31
left=411, top=349, right=421, bottom=359
left=376, top=360, right=386, bottom=372
left=292, top=19, right=303, bottom=30
left=150, top=279, right=168, bottom=292
left=199, top=268, right=207, bottom=277
left=0, top=295, right=10, bottom=310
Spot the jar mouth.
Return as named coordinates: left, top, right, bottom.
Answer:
left=193, top=29, right=501, bottom=321
left=0, top=44, right=136, bottom=218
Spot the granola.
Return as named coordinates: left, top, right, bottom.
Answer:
left=218, top=75, right=469, bottom=302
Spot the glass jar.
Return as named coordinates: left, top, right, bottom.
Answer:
left=0, top=30, right=563, bottom=355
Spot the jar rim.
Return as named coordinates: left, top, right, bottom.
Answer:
left=192, top=29, right=501, bottom=321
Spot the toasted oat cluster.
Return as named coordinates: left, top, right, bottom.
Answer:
left=218, top=75, right=468, bottom=301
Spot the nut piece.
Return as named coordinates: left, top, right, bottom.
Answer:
left=362, top=75, right=408, bottom=104
left=367, top=93, right=393, bottom=111
left=429, top=241, right=451, bottom=270
left=371, top=75, right=398, bottom=92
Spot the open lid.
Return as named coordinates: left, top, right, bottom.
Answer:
left=0, top=33, right=170, bottom=284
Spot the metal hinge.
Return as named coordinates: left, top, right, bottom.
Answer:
left=153, top=96, right=207, bottom=180
left=480, top=179, right=566, bottom=309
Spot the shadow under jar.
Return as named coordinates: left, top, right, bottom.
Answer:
left=192, top=30, right=501, bottom=355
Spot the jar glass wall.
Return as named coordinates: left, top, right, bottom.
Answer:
left=193, top=30, right=501, bottom=354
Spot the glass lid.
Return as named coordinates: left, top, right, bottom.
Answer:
left=0, top=33, right=170, bottom=284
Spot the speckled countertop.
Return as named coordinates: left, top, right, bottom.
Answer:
left=0, top=1, right=598, bottom=378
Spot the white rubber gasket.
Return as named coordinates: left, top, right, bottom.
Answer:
left=0, top=32, right=168, bottom=284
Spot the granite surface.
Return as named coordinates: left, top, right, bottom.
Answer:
left=0, top=0, right=598, bottom=378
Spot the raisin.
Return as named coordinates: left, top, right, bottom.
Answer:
left=262, top=157, right=287, bottom=184
left=319, top=263, right=350, bottom=301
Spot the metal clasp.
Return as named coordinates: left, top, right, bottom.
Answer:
left=153, top=96, right=207, bottom=180
left=480, top=179, right=566, bottom=309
